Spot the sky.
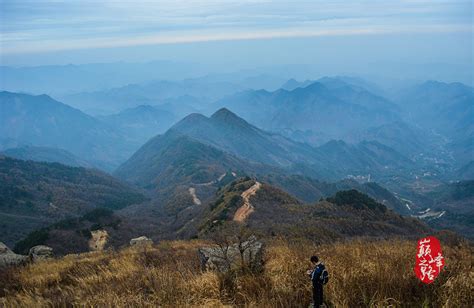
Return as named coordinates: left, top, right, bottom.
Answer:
left=0, top=0, right=472, bottom=79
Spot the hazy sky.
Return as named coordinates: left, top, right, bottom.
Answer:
left=0, top=0, right=472, bottom=74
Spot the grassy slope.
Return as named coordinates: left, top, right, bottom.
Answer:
left=0, top=239, right=471, bottom=307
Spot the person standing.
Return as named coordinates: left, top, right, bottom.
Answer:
left=307, top=255, right=329, bottom=307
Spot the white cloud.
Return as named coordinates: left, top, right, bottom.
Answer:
left=0, top=0, right=472, bottom=55
left=2, top=23, right=471, bottom=55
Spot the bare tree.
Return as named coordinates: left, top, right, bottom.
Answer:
left=206, top=222, right=258, bottom=272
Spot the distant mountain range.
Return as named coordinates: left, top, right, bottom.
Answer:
left=0, top=61, right=209, bottom=95
left=1, top=146, right=92, bottom=168
left=214, top=77, right=401, bottom=144
left=0, top=91, right=139, bottom=170
left=2, top=76, right=471, bottom=181
left=347, top=121, right=429, bottom=157
left=97, top=105, right=178, bottom=145
left=396, top=81, right=474, bottom=166
left=60, top=79, right=246, bottom=115
left=1, top=75, right=472, bottom=249
left=0, top=92, right=182, bottom=170
left=214, top=78, right=472, bottom=171
left=116, top=108, right=419, bottom=186
left=281, top=76, right=385, bottom=94
left=0, top=62, right=291, bottom=98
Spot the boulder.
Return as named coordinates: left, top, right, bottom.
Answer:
left=198, top=236, right=264, bottom=272
left=0, top=242, right=29, bottom=267
left=29, top=245, right=54, bottom=262
left=89, top=230, right=109, bottom=251
left=130, top=236, right=153, bottom=246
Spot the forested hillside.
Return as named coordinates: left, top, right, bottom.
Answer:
left=0, top=156, right=146, bottom=246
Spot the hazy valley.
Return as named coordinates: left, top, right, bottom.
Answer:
left=1, top=67, right=472, bottom=252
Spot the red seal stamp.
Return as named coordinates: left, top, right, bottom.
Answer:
left=414, top=236, right=445, bottom=284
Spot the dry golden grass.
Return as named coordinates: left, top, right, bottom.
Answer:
left=0, top=239, right=472, bottom=307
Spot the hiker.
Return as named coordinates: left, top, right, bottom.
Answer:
left=307, top=255, right=329, bottom=307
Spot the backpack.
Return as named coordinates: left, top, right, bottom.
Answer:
left=320, top=267, right=329, bottom=285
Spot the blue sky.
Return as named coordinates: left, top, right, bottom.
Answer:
left=0, top=0, right=472, bottom=71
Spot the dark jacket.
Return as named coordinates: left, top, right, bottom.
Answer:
left=310, top=262, right=326, bottom=287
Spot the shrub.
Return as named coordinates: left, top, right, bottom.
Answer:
left=13, top=228, right=49, bottom=254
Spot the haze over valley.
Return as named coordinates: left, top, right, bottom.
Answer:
left=1, top=68, right=472, bottom=245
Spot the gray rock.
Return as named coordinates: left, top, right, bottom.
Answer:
left=0, top=242, right=29, bottom=267
left=198, top=236, right=264, bottom=272
left=29, top=245, right=54, bottom=262
left=130, top=236, right=153, bottom=246
left=89, top=230, right=109, bottom=251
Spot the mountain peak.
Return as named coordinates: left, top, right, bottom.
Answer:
left=180, top=112, right=207, bottom=121
left=281, top=78, right=299, bottom=89
left=210, top=108, right=250, bottom=126
left=171, top=112, right=208, bottom=130
left=211, top=107, right=237, bottom=119
left=210, top=108, right=255, bottom=131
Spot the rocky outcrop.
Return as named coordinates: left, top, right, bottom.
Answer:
left=29, top=245, right=53, bottom=262
left=0, top=242, right=29, bottom=267
left=130, top=236, right=153, bottom=246
left=1, top=243, right=54, bottom=267
left=89, top=230, right=109, bottom=251
left=198, top=236, right=264, bottom=272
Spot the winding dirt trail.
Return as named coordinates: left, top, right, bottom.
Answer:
left=194, top=172, right=232, bottom=187
left=188, top=172, right=238, bottom=208
left=188, top=187, right=202, bottom=205
left=233, top=181, right=261, bottom=222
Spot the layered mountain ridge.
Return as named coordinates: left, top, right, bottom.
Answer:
left=0, top=91, right=137, bottom=170
left=1, top=75, right=472, bottom=255
left=116, top=108, right=419, bottom=188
